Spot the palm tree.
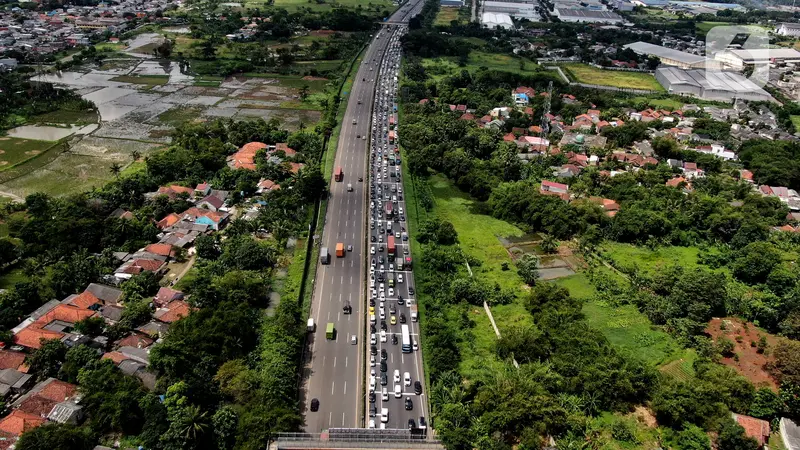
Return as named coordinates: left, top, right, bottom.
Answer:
left=179, top=405, right=210, bottom=443
left=540, top=234, right=558, bottom=254
left=109, top=163, right=121, bottom=178
left=131, top=150, right=141, bottom=162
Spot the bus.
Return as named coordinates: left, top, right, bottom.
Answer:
left=401, top=324, right=411, bottom=353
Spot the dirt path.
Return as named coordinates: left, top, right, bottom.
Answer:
left=0, top=191, right=24, bottom=202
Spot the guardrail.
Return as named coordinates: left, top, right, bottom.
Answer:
left=274, top=430, right=443, bottom=449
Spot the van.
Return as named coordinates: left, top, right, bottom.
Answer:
left=307, top=318, right=315, bottom=333
left=394, top=384, right=402, bottom=398
left=370, top=314, right=376, bottom=323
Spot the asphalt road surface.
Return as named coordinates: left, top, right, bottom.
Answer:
left=364, top=34, right=429, bottom=432
left=303, top=0, right=425, bottom=433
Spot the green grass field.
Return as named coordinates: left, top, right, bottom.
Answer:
left=110, top=75, right=169, bottom=86
left=31, top=108, right=98, bottom=125
left=251, top=0, right=393, bottom=11
left=422, top=51, right=540, bottom=80
left=630, top=96, right=684, bottom=109
left=599, top=242, right=727, bottom=276
left=0, top=137, right=57, bottom=169
left=555, top=273, right=696, bottom=369
left=0, top=267, right=28, bottom=290
left=434, top=7, right=464, bottom=26
left=157, top=107, right=207, bottom=126
left=792, top=115, right=800, bottom=131
left=563, top=64, right=664, bottom=92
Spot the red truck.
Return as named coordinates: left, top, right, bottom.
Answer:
left=387, top=236, right=395, bottom=255
left=334, top=166, right=343, bottom=182
left=385, top=201, right=393, bottom=219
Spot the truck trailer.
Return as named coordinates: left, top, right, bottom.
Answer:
left=335, top=166, right=344, bottom=182
left=387, top=236, right=395, bottom=255
left=320, top=247, right=330, bottom=264
left=336, top=242, right=345, bottom=257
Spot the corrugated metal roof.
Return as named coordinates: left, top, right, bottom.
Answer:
left=624, top=41, right=706, bottom=65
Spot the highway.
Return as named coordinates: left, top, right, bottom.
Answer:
left=303, top=0, right=425, bottom=433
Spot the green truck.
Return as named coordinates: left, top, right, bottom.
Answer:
left=326, top=322, right=335, bottom=340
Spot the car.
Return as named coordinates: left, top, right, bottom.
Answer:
left=400, top=313, right=406, bottom=324
left=398, top=274, right=404, bottom=284
left=394, top=384, right=402, bottom=398
left=368, top=419, right=375, bottom=429
left=380, top=309, right=386, bottom=320
left=414, top=381, right=422, bottom=395
left=380, top=373, right=388, bottom=386
left=370, top=404, right=377, bottom=417
left=370, top=333, right=376, bottom=345
left=391, top=334, right=398, bottom=345
left=409, top=287, right=415, bottom=295
left=413, top=341, right=418, bottom=351
left=380, top=330, right=387, bottom=342
left=408, top=419, right=416, bottom=430
left=351, top=335, right=357, bottom=345
left=393, top=369, right=401, bottom=383
left=388, top=288, right=394, bottom=297
left=380, top=361, right=387, bottom=372
left=310, top=398, right=319, bottom=412
left=381, top=349, right=388, bottom=360
left=371, top=345, right=377, bottom=355
left=347, top=244, right=353, bottom=252
left=359, top=177, right=363, bottom=182
left=381, top=408, right=388, bottom=423
left=419, top=416, right=427, bottom=429
left=370, top=368, right=376, bottom=378
left=370, top=355, right=376, bottom=367
left=382, top=387, right=389, bottom=401
left=369, top=306, right=375, bottom=315
left=380, top=321, right=387, bottom=331
left=389, top=304, right=396, bottom=314
left=395, top=231, right=400, bottom=239
left=405, top=397, right=413, bottom=410
left=404, top=372, right=411, bottom=386
left=371, top=246, right=376, bottom=255
left=390, top=315, right=397, bottom=325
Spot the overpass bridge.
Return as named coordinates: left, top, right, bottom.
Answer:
left=272, top=430, right=444, bottom=450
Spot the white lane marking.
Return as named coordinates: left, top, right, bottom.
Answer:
left=331, top=382, right=335, bottom=395
left=334, top=357, right=337, bottom=368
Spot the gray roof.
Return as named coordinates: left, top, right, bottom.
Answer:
left=657, top=66, right=771, bottom=98
left=557, top=8, right=622, bottom=20
left=725, top=48, right=800, bottom=62
left=624, top=41, right=706, bottom=65
left=85, top=283, right=123, bottom=305
left=48, top=401, right=83, bottom=424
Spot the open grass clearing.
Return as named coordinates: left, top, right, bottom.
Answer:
left=0, top=267, right=28, bottom=290
left=252, top=0, right=394, bottom=11
left=422, top=51, right=540, bottom=81
left=0, top=137, right=56, bottom=169
left=599, top=242, right=727, bottom=276
left=562, top=64, right=664, bottom=91
left=630, top=96, right=684, bottom=109
left=555, top=272, right=696, bottom=371
left=31, top=108, right=98, bottom=125
left=434, top=7, right=463, bottom=26
left=791, top=115, right=800, bottom=131
left=157, top=106, right=207, bottom=127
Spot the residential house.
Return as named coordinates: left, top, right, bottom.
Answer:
left=572, top=114, right=594, bottom=130
left=154, top=300, right=191, bottom=324
left=108, top=208, right=134, bottom=220
left=732, top=413, right=770, bottom=449
left=513, top=92, right=529, bottom=106
left=257, top=179, right=280, bottom=193
left=157, top=213, right=181, bottom=230
left=666, top=176, right=690, bottom=190
left=180, top=207, right=229, bottom=231
left=144, top=243, right=175, bottom=258
left=740, top=169, right=754, bottom=183
left=633, top=140, right=654, bottom=156
left=490, top=107, right=512, bottom=119
left=153, top=287, right=184, bottom=308
left=0, top=350, right=26, bottom=372
left=196, top=194, right=225, bottom=212
left=0, top=369, right=32, bottom=397
left=13, top=304, right=96, bottom=350
left=151, top=184, right=194, bottom=200
left=12, top=378, right=78, bottom=419
left=589, top=197, right=620, bottom=217
left=103, top=346, right=155, bottom=390
left=540, top=180, right=570, bottom=200
left=516, top=136, right=550, bottom=152
left=681, top=162, right=704, bottom=178
left=555, top=164, right=582, bottom=178
left=460, top=113, right=475, bottom=121
left=0, top=410, right=46, bottom=448
left=194, top=182, right=211, bottom=198
left=694, top=143, right=736, bottom=160
left=559, top=132, right=607, bottom=149
left=114, top=257, right=166, bottom=280
left=228, top=141, right=266, bottom=170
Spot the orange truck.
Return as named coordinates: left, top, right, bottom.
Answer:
left=336, top=242, right=345, bottom=257
left=335, top=166, right=343, bottom=182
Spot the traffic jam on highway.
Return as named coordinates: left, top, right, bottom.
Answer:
left=361, top=29, right=427, bottom=433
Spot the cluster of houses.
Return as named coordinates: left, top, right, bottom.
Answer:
left=0, top=0, right=174, bottom=59
left=0, top=279, right=192, bottom=447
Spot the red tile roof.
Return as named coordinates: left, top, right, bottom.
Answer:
left=0, top=350, right=25, bottom=371
left=0, top=410, right=45, bottom=436
left=503, top=133, right=516, bottom=142
left=102, top=351, right=128, bottom=365
left=732, top=413, right=770, bottom=446
left=69, top=291, right=101, bottom=309
left=182, top=207, right=225, bottom=225
left=666, top=176, right=687, bottom=188
left=157, top=185, right=194, bottom=198
left=156, top=213, right=180, bottom=230
left=14, top=305, right=96, bottom=349
left=258, top=179, right=280, bottom=191
left=230, top=142, right=267, bottom=170
left=275, top=143, right=296, bottom=156
left=116, top=332, right=154, bottom=349
left=145, top=243, right=174, bottom=257
left=156, top=300, right=191, bottom=323
left=37, top=379, right=77, bottom=404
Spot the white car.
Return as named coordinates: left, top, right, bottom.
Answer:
left=371, top=355, right=376, bottom=367
left=388, top=288, right=394, bottom=297
left=371, top=368, right=376, bottom=377
left=382, top=387, right=389, bottom=401
left=351, top=335, right=357, bottom=345
left=380, top=310, right=386, bottom=320
left=381, top=408, right=388, bottom=423
left=380, top=330, right=387, bottom=342
left=413, top=341, right=418, bottom=351
left=394, top=384, right=402, bottom=398
left=370, top=333, right=377, bottom=345
left=369, top=419, right=376, bottom=429
left=398, top=274, right=404, bottom=283
left=370, top=376, right=376, bottom=392
left=404, top=372, right=411, bottom=386
left=393, top=369, right=400, bottom=383
left=371, top=246, right=376, bottom=255
left=399, top=207, right=404, bottom=214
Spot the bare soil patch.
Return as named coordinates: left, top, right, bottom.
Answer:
left=706, top=317, right=780, bottom=390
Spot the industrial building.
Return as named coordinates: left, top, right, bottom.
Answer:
left=776, top=23, right=800, bottom=37
left=554, top=8, right=623, bottom=23
left=623, top=41, right=708, bottom=69
left=655, top=66, right=774, bottom=102
left=714, top=48, right=800, bottom=70
left=440, top=0, right=465, bottom=6
left=483, top=1, right=540, bottom=19
left=481, top=12, right=514, bottom=29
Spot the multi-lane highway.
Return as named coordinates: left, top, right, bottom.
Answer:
left=364, top=36, right=429, bottom=431
left=303, top=0, right=425, bottom=433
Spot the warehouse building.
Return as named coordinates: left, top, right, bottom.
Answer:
left=440, top=0, right=465, bottom=6
left=555, top=8, right=623, bottom=23
left=623, top=41, right=708, bottom=69
left=714, top=48, right=800, bottom=70
left=484, top=1, right=540, bottom=19
left=481, top=12, right=514, bottom=29
left=655, top=66, right=774, bottom=102
left=776, top=23, right=800, bottom=37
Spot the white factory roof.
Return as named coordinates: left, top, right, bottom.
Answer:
left=481, top=12, right=513, bottom=28
left=657, top=66, right=771, bottom=98
left=556, top=8, right=623, bottom=20
left=723, top=48, right=800, bottom=62
left=624, top=41, right=706, bottom=65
